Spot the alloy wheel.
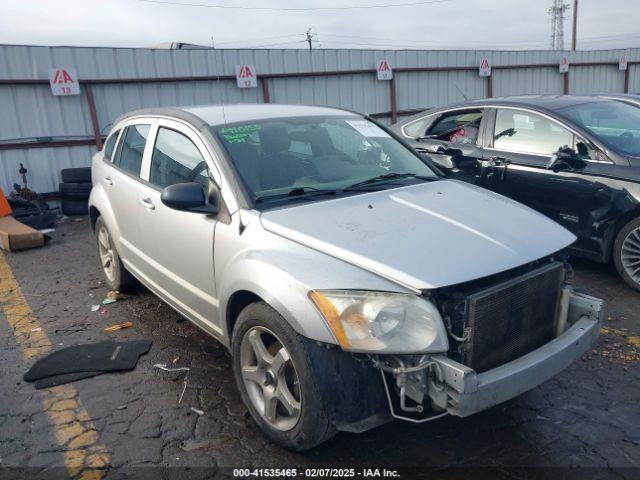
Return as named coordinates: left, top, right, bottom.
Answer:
left=621, top=227, right=640, bottom=285
left=97, top=225, right=116, bottom=283
left=240, top=326, right=302, bottom=431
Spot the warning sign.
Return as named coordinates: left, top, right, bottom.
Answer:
left=479, top=58, right=491, bottom=77
left=559, top=56, right=569, bottom=73
left=376, top=59, right=393, bottom=81
left=48, top=67, right=80, bottom=96
left=620, top=55, right=628, bottom=71
left=235, top=64, right=258, bottom=88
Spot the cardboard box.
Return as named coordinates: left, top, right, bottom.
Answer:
left=0, top=215, right=45, bottom=251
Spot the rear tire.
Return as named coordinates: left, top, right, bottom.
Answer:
left=94, top=216, right=135, bottom=292
left=60, top=199, right=88, bottom=216
left=61, top=167, right=92, bottom=183
left=231, top=302, right=335, bottom=451
left=613, top=216, right=640, bottom=291
left=59, top=182, right=92, bottom=201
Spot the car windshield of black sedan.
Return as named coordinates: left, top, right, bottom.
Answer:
left=560, top=101, right=640, bottom=157
left=213, top=116, right=437, bottom=205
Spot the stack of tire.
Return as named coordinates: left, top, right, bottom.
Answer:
left=59, top=167, right=92, bottom=216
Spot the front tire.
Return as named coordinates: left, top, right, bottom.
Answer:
left=231, top=302, right=335, bottom=451
left=94, top=216, right=135, bottom=292
left=613, top=216, right=640, bottom=291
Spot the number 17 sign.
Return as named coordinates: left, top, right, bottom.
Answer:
left=235, top=65, right=257, bottom=89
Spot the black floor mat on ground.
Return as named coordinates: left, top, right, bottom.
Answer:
left=24, top=340, right=152, bottom=387
left=33, top=371, right=105, bottom=389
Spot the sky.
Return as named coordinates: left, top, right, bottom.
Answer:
left=0, top=0, right=639, bottom=50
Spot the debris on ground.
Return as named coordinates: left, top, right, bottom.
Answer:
left=91, top=305, right=100, bottom=312
left=153, top=363, right=191, bottom=405
left=178, top=377, right=188, bottom=404
left=104, top=321, right=133, bottom=333
left=153, top=363, right=190, bottom=373
left=180, top=439, right=210, bottom=452
left=190, top=407, right=204, bottom=416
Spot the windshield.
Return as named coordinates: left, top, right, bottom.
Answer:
left=213, top=115, right=437, bottom=207
left=558, top=100, right=640, bottom=157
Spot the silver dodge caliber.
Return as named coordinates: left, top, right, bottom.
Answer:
left=89, top=104, right=602, bottom=450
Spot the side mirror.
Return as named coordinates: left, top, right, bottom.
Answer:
left=161, top=182, right=220, bottom=215
left=427, top=145, right=461, bottom=170
left=546, top=146, right=588, bottom=171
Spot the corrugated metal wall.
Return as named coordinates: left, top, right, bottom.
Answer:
left=1, top=45, right=639, bottom=193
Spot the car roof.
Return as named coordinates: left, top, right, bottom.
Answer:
left=182, top=103, right=357, bottom=126
left=466, top=94, right=613, bottom=111
left=394, top=95, right=620, bottom=127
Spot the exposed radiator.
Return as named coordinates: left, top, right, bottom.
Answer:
left=464, top=261, right=565, bottom=373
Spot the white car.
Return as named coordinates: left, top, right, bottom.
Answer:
left=89, top=104, right=602, bottom=450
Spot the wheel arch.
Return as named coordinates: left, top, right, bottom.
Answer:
left=226, top=290, right=264, bottom=340
left=89, top=205, right=101, bottom=231
left=605, top=207, right=640, bottom=262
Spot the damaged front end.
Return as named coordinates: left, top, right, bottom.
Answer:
left=372, top=258, right=603, bottom=423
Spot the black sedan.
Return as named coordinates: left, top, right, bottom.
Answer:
left=391, top=95, right=640, bottom=290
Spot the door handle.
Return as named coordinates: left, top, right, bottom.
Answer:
left=488, top=156, right=510, bottom=166
left=139, top=197, right=155, bottom=210
left=486, top=157, right=511, bottom=181
left=104, top=176, right=113, bottom=186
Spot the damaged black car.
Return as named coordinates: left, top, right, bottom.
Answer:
left=392, top=95, right=640, bottom=291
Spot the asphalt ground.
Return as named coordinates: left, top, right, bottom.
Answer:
left=0, top=216, right=638, bottom=479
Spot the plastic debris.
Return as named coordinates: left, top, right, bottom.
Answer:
left=91, top=305, right=100, bottom=312
left=153, top=363, right=190, bottom=373
left=104, top=321, right=133, bottom=333
left=180, top=439, right=209, bottom=452
left=178, top=377, right=188, bottom=404
left=102, top=291, right=126, bottom=305
left=31, top=327, right=42, bottom=332
left=190, top=407, right=204, bottom=416
left=153, top=363, right=190, bottom=404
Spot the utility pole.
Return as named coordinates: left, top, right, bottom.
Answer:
left=547, top=0, right=570, bottom=50
left=305, top=28, right=316, bottom=51
left=571, top=0, right=578, bottom=50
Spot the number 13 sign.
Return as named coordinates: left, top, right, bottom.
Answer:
left=48, top=67, right=80, bottom=96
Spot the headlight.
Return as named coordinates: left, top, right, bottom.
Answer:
left=309, top=290, right=448, bottom=353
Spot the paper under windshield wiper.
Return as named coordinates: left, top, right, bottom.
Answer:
left=347, top=172, right=433, bottom=189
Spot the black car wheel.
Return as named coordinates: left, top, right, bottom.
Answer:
left=231, top=302, right=335, bottom=451
left=59, top=182, right=92, bottom=201
left=61, top=167, right=92, bottom=183
left=613, top=216, right=640, bottom=291
left=60, top=199, right=89, bottom=216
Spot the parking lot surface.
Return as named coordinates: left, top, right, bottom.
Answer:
left=0, top=217, right=639, bottom=479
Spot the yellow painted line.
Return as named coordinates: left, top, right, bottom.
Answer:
left=601, top=326, right=640, bottom=347
left=0, top=251, right=111, bottom=479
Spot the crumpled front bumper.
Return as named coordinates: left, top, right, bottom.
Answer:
left=429, top=290, right=602, bottom=417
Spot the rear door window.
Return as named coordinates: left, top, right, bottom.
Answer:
left=493, top=109, right=572, bottom=156
left=113, top=125, right=151, bottom=176
left=424, top=110, right=483, bottom=145
left=149, top=127, right=210, bottom=191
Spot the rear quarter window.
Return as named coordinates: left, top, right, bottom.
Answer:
left=103, top=130, right=120, bottom=161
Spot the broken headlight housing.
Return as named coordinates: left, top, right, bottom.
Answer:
left=309, top=290, right=449, bottom=354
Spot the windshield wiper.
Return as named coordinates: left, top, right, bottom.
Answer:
left=254, top=186, right=338, bottom=203
left=347, top=172, right=434, bottom=189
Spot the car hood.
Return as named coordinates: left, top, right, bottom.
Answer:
left=259, top=180, right=576, bottom=290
